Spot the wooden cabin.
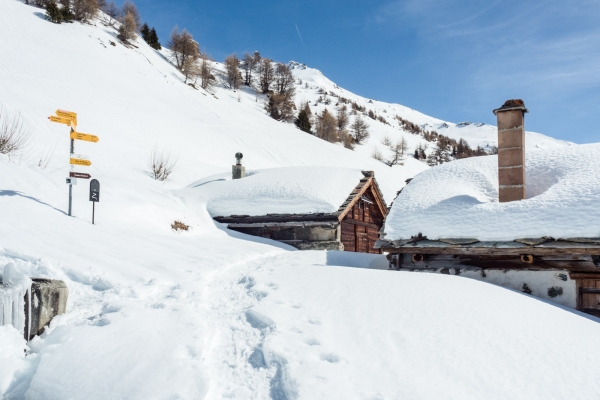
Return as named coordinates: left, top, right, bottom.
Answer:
left=214, top=171, right=387, bottom=253
left=375, top=101, right=600, bottom=316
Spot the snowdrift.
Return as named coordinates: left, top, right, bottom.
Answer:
left=383, top=143, right=600, bottom=241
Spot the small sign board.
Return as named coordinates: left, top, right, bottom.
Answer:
left=56, top=109, right=77, bottom=119
left=70, top=172, right=91, bottom=179
left=70, top=158, right=92, bottom=166
left=70, top=131, right=99, bottom=143
left=66, top=177, right=77, bottom=185
left=89, top=179, right=100, bottom=202
left=48, top=115, right=76, bottom=126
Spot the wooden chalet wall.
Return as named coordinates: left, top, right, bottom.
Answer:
left=340, top=186, right=384, bottom=254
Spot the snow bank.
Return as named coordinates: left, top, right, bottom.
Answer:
left=383, top=143, right=600, bottom=241
left=1, top=263, right=31, bottom=336
left=181, top=167, right=365, bottom=217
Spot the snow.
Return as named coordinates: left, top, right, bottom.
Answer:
left=181, top=167, right=366, bottom=217
left=290, top=62, right=570, bottom=155
left=1, top=263, right=31, bottom=336
left=0, top=1, right=599, bottom=398
left=383, top=143, right=600, bottom=241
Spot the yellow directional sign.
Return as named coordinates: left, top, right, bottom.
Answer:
left=70, top=131, right=99, bottom=143
left=70, top=158, right=92, bottom=166
left=56, top=109, right=77, bottom=120
left=49, top=115, right=76, bottom=126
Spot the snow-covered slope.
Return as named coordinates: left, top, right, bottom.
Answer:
left=1, top=1, right=599, bottom=399
left=383, top=143, right=600, bottom=241
left=289, top=62, right=570, bottom=158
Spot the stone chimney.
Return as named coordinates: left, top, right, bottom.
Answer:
left=232, top=152, right=245, bottom=180
left=493, top=99, right=528, bottom=202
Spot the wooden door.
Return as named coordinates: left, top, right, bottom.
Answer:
left=578, top=279, right=600, bottom=316
left=355, top=225, right=368, bottom=253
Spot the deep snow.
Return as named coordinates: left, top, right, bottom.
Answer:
left=1, top=1, right=600, bottom=399
left=383, top=143, right=600, bottom=241
left=181, top=167, right=367, bottom=217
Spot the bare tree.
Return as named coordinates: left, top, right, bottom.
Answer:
left=386, top=137, right=408, bottom=167
left=199, top=55, right=215, bottom=90
left=336, top=105, right=349, bottom=133
left=256, top=58, right=274, bottom=93
left=350, top=115, right=370, bottom=144
left=224, top=53, right=241, bottom=90
left=71, top=0, right=99, bottom=21
left=117, top=11, right=137, bottom=42
left=121, top=0, right=140, bottom=28
left=241, top=51, right=260, bottom=86
left=371, top=148, right=384, bottom=162
left=0, top=108, right=32, bottom=156
left=315, top=109, right=338, bottom=143
left=181, top=57, right=200, bottom=85
left=381, top=135, right=392, bottom=147
left=168, top=26, right=200, bottom=71
left=99, top=0, right=119, bottom=25
left=148, top=147, right=178, bottom=181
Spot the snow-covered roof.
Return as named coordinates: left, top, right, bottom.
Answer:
left=181, top=167, right=368, bottom=217
left=382, top=143, right=600, bottom=242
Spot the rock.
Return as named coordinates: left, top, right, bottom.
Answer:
left=25, top=278, right=68, bottom=340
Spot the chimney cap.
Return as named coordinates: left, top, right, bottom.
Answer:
left=361, top=170, right=375, bottom=178
left=493, top=99, right=528, bottom=115
left=235, top=152, right=243, bottom=164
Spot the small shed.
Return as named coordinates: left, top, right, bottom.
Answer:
left=187, top=167, right=387, bottom=252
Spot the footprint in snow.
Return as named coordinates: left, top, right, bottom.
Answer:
left=304, top=338, right=320, bottom=346
left=320, top=353, right=341, bottom=363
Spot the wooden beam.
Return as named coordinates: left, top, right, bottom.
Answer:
left=342, top=218, right=380, bottom=230
left=337, top=178, right=372, bottom=221
left=381, top=246, right=600, bottom=256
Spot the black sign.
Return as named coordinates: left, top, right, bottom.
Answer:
left=89, top=179, right=100, bottom=202
left=70, top=172, right=91, bottom=179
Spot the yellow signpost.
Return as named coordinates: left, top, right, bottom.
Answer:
left=70, top=131, right=99, bottom=143
left=70, top=158, right=92, bottom=166
left=56, top=109, right=77, bottom=119
left=50, top=109, right=97, bottom=217
left=48, top=115, right=76, bottom=126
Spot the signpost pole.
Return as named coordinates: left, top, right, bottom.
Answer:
left=92, top=202, right=95, bottom=225
left=68, top=133, right=74, bottom=216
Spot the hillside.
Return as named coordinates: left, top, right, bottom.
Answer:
left=1, top=1, right=599, bottom=399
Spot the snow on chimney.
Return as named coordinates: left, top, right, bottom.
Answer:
left=232, top=152, right=245, bottom=180
left=493, top=99, right=528, bottom=202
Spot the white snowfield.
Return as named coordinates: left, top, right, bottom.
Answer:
left=181, top=167, right=366, bottom=217
left=383, top=143, right=600, bottom=241
left=1, top=1, right=600, bottom=399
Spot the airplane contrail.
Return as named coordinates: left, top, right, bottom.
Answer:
left=295, top=23, right=305, bottom=47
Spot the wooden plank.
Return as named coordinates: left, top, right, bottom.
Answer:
left=341, top=218, right=380, bottom=230
left=382, top=246, right=600, bottom=256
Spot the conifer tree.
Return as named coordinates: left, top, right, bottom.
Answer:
left=140, top=22, right=150, bottom=42
left=46, top=1, right=64, bottom=23
left=295, top=109, right=311, bottom=133
left=148, top=28, right=161, bottom=50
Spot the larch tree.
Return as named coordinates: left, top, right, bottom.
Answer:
left=241, top=52, right=260, bottom=86
left=199, top=55, right=215, bottom=90
left=256, top=58, right=274, bottom=94
left=117, top=11, right=137, bottom=42
left=71, top=0, right=99, bottom=21
left=350, top=115, right=370, bottom=144
left=168, top=26, right=200, bottom=71
left=315, top=109, right=338, bottom=143
left=265, top=63, right=296, bottom=122
left=224, top=53, right=241, bottom=90
left=121, top=0, right=140, bottom=29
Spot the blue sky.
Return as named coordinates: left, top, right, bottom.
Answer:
left=132, top=0, right=600, bottom=143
